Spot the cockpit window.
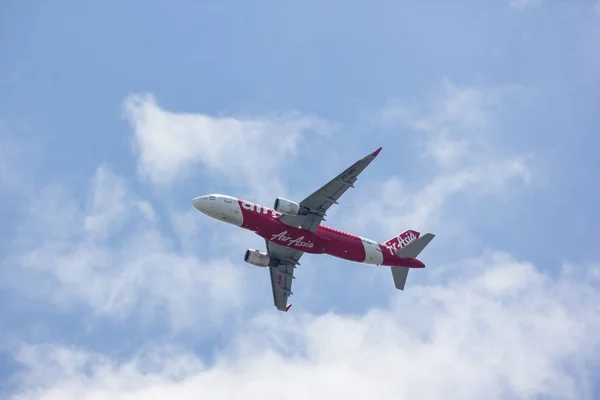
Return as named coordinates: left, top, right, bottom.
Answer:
left=224, top=198, right=232, bottom=203
left=209, top=196, right=216, bottom=200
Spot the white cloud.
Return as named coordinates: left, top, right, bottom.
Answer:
left=4, top=165, right=249, bottom=331
left=9, top=253, right=600, bottom=399
left=123, top=93, right=339, bottom=198
left=377, top=80, right=521, bottom=169
left=83, top=164, right=143, bottom=239
left=2, top=81, right=534, bottom=336
left=351, top=81, right=531, bottom=237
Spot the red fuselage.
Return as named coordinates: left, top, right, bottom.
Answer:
left=192, top=194, right=424, bottom=269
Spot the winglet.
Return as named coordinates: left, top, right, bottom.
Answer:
left=372, top=147, right=382, bottom=157
left=285, top=304, right=292, bottom=312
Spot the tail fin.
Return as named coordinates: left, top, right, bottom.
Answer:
left=384, top=229, right=420, bottom=253
left=387, top=230, right=435, bottom=290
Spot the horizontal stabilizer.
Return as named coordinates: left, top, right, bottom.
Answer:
left=395, top=233, right=435, bottom=259
left=391, top=267, right=410, bottom=290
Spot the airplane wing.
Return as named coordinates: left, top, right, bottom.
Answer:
left=266, top=240, right=304, bottom=311
left=278, top=147, right=382, bottom=233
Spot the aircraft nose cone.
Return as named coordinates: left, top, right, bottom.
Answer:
left=192, top=196, right=207, bottom=212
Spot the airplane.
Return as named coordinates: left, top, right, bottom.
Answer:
left=192, top=147, right=435, bottom=312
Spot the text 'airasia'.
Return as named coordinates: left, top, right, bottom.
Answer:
left=192, top=147, right=435, bottom=312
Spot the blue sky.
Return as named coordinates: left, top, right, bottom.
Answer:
left=1, top=0, right=600, bottom=398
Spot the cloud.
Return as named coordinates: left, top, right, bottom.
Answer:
left=4, top=81, right=594, bottom=398
left=376, top=80, right=523, bottom=169
left=9, top=252, right=600, bottom=399
left=351, top=160, right=530, bottom=238
left=3, top=165, right=248, bottom=331
left=123, top=93, right=339, bottom=197
left=351, top=81, right=531, bottom=237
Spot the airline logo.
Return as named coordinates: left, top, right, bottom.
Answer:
left=241, top=200, right=282, bottom=217
left=271, top=230, right=315, bottom=248
left=384, top=230, right=419, bottom=255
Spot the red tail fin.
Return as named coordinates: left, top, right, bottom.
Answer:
left=384, top=229, right=420, bottom=253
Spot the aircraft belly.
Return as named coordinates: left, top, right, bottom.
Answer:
left=264, top=227, right=323, bottom=254
left=322, top=236, right=366, bottom=262
left=238, top=204, right=324, bottom=254
left=239, top=200, right=279, bottom=232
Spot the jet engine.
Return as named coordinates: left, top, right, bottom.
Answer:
left=274, top=197, right=302, bottom=215
left=244, top=249, right=271, bottom=267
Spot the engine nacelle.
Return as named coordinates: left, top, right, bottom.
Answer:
left=274, top=197, right=301, bottom=215
left=244, top=249, right=270, bottom=267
